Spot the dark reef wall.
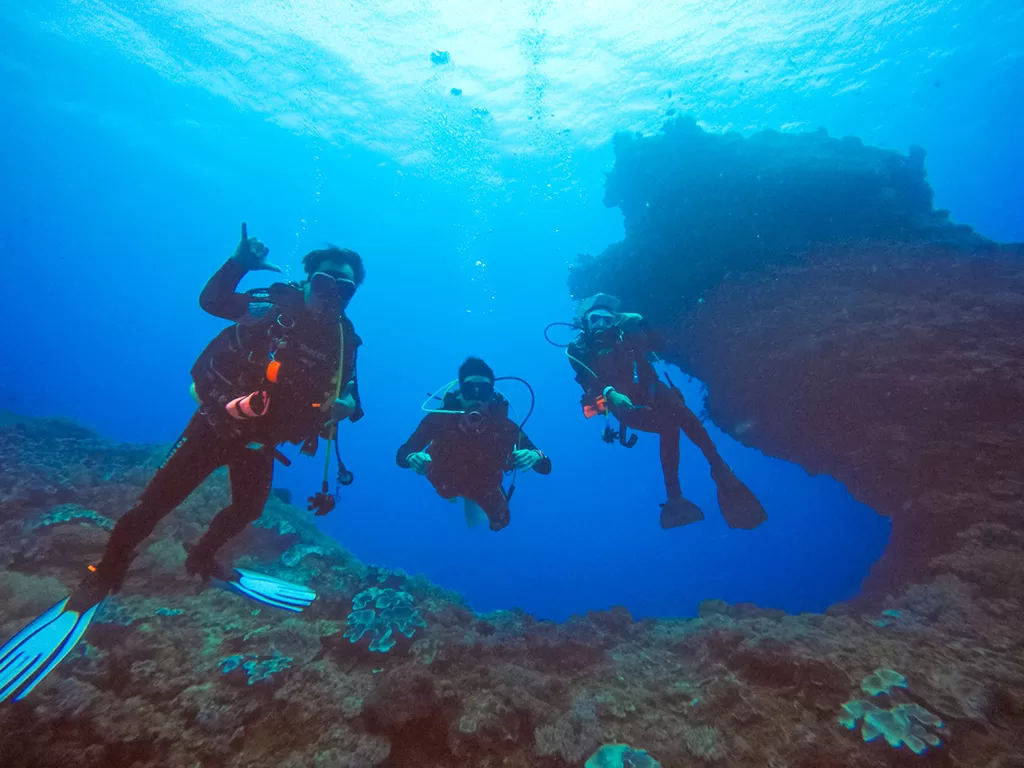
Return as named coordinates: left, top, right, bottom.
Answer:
left=3, top=413, right=1024, bottom=766
left=570, top=117, right=1024, bottom=605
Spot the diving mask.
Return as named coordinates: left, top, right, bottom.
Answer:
left=459, top=378, right=494, bottom=402
left=311, top=271, right=357, bottom=301
left=585, top=309, right=616, bottom=331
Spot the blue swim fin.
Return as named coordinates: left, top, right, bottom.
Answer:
left=0, top=597, right=101, bottom=703
left=213, top=568, right=316, bottom=612
left=462, top=497, right=487, bottom=528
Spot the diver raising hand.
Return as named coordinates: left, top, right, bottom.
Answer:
left=0, top=229, right=369, bottom=704
left=232, top=221, right=281, bottom=273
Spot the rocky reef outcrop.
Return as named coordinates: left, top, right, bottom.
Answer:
left=569, top=117, right=1024, bottom=605
left=2, top=413, right=1024, bottom=765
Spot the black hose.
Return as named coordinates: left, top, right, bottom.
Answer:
left=543, top=321, right=578, bottom=348
left=334, top=436, right=353, bottom=486
left=494, top=375, right=536, bottom=432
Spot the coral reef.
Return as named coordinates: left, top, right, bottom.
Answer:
left=839, top=669, right=946, bottom=755
left=218, top=653, right=294, bottom=686
left=569, top=116, right=1024, bottom=605
left=1, top=413, right=1024, bottom=766
left=586, top=743, right=662, bottom=767
left=34, top=504, right=115, bottom=531
left=344, top=587, right=426, bottom=653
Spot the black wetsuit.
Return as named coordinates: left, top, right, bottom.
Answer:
left=396, top=393, right=552, bottom=529
left=568, top=313, right=724, bottom=500
left=93, top=259, right=363, bottom=589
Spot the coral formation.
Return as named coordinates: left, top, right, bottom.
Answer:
left=586, top=743, right=662, bottom=767
left=840, top=700, right=944, bottom=755
left=218, top=652, right=294, bottom=685
left=840, top=670, right=945, bottom=755
left=860, top=668, right=907, bottom=696
left=1, top=413, right=1023, bottom=766
left=569, top=116, right=1024, bottom=605
left=33, top=504, right=115, bottom=531
left=344, top=587, right=426, bottom=652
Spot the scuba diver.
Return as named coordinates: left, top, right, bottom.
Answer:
left=555, top=293, right=767, bottom=531
left=397, top=357, right=551, bottom=531
left=0, top=223, right=364, bottom=703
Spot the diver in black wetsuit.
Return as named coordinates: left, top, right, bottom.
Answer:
left=82, top=223, right=366, bottom=599
left=566, top=293, right=767, bottom=530
left=0, top=224, right=368, bottom=704
left=396, top=357, right=552, bottom=531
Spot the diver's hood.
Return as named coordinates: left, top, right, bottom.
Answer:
left=575, top=293, right=621, bottom=325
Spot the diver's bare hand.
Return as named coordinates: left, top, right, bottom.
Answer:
left=232, top=222, right=281, bottom=272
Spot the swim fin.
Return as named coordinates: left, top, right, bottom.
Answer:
left=660, top=496, right=706, bottom=529
left=462, top=497, right=487, bottom=528
left=0, top=596, right=101, bottom=703
left=713, top=466, right=768, bottom=530
left=213, top=568, right=316, bottom=612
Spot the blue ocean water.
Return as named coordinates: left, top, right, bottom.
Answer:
left=1, top=0, right=1020, bottom=621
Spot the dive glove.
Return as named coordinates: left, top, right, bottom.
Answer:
left=511, top=449, right=543, bottom=470
left=406, top=452, right=432, bottom=475
left=603, top=387, right=634, bottom=412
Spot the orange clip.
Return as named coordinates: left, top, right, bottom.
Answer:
left=266, top=360, right=281, bottom=383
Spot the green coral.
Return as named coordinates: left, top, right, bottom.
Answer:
left=861, top=668, right=907, bottom=696
left=865, top=703, right=943, bottom=754
left=344, top=587, right=426, bottom=652
left=839, top=670, right=944, bottom=755
left=840, top=700, right=943, bottom=755
left=218, top=652, right=293, bottom=685
left=586, top=743, right=662, bottom=768
left=34, top=504, right=114, bottom=530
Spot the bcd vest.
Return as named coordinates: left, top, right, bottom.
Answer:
left=191, top=295, right=342, bottom=445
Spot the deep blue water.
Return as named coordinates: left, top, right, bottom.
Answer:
left=2, top=0, right=1021, bottom=620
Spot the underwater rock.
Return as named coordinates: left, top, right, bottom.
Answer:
left=569, top=118, right=1024, bottom=605
left=363, top=665, right=442, bottom=731
left=2, top=415, right=1024, bottom=766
